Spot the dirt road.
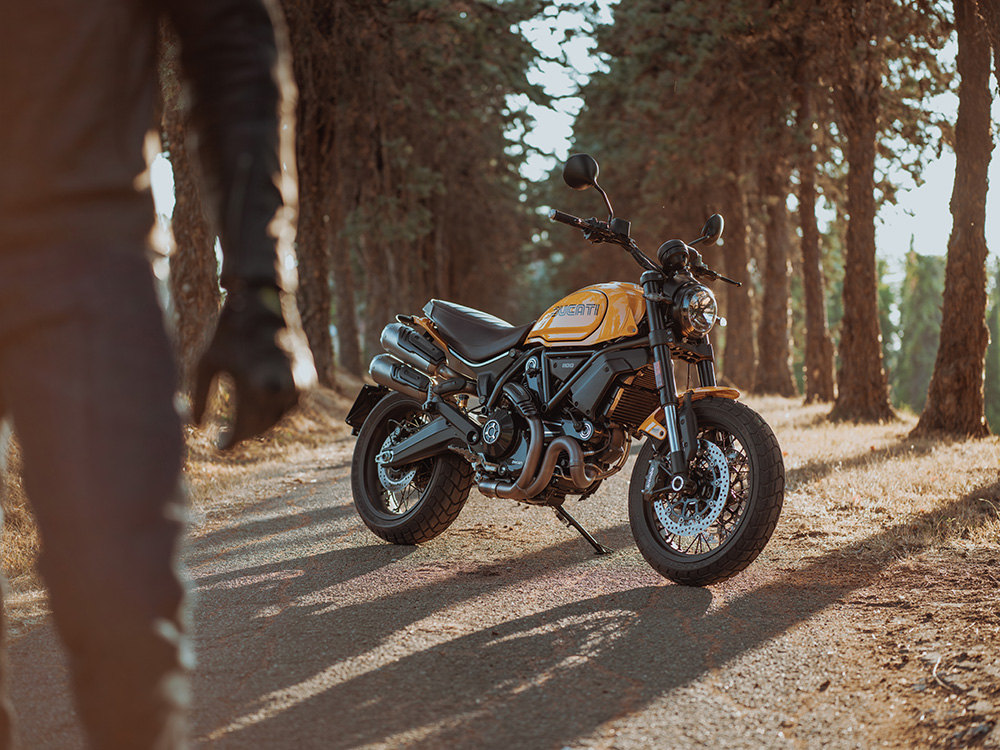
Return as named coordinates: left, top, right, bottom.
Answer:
left=9, top=429, right=1000, bottom=748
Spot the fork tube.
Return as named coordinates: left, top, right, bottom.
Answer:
left=697, top=346, right=717, bottom=387
left=641, top=271, right=686, bottom=476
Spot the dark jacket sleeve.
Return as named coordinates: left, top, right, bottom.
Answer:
left=160, top=0, right=287, bottom=289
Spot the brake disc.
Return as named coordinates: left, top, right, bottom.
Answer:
left=376, top=432, right=418, bottom=493
left=653, top=439, right=731, bottom=536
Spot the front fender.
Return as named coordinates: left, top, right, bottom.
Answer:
left=638, top=387, right=741, bottom=440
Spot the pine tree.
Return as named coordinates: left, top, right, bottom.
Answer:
left=893, top=249, right=946, bottom=412
left=826, top=0, right=896, bottom=422
left=280, top=0, right=545, bottom=373
left=914, top=0, right=993, bottom=437
left=985, top=264, right=1000, bottom=430
left=159, top=24, right=220, bottom=393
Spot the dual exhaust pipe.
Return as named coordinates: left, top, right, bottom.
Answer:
left=369, top=323, right=455, bottom=400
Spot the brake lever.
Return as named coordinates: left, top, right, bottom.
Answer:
left=582, top=218, right=611, bottom=243
left=692, top=263, right=742, bottom=287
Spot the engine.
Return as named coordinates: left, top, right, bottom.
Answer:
left=480, top=407, right=519, bottom=460
left=472, top=372, right=631, bottom=505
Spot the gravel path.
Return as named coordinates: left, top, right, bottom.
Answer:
left=8, top=436, right=1000, bottom=748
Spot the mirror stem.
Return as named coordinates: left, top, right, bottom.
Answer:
left=594, top=183, right=614, bottom=222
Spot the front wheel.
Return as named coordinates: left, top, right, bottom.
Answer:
left=351, top=392, right=473, bottom=545
left=628, top=397, right=784, bottom=586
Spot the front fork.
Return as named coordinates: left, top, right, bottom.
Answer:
left=641, top=271, right=713, bottom=490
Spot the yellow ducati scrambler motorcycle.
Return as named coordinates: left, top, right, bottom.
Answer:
left=346, top=154, right=784, bottom=585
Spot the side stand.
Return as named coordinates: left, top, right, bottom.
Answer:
left=553, top=505, right=612, bottom=555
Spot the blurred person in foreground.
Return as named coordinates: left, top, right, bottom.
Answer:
left=0, top=0, right=303, bottom=746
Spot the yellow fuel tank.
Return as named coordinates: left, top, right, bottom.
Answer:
left=526, top=282, right=646, bottom=347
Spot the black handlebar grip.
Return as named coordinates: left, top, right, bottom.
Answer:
left=548, top=208, right=584, bottom=228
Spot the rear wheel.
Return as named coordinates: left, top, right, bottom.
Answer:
left=351, top=392, right=472, bottom=544
left=628, top=397, right=783, bottom=586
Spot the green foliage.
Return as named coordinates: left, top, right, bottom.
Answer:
left=892, top=249, right=946, bottom=412
left=285, top=0, right=550, bottom=360
left=540, top=0, right=951, bottom=344
left=877, top=256, right=899, bottom=376
left=985, top=262, right=1000, bottom=431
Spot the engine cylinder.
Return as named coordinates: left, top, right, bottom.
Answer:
left=369, top=354, right=430, bottom=401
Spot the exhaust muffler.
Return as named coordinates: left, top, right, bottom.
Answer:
left=380, top=323, right=450, bottom=376
left=369, top=354, right=430, bottom=401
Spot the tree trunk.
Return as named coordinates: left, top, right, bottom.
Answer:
left=796, top=84, right=836, bottom=403
left=361, top=237, right=395, bottom=362
left=294, top=181, right=336, bottom=388
left=283, top=3, right=336, bottom=389
left=159, top=28, right=220, bottom=393
left=913, top=0, right=992, bottom=437
left=754, top=195, right=798, bottom=396
left=978, top=0, right=1000, bottom=81
left=828, top=116, right=894, bottom=421
left=331, top=232, right=363, bottom=376
left=721, top=179, right=757, bottom=390
left=828, top=1, right=894, bottom=422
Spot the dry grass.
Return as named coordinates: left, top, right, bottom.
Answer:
left=1, top=378, right=359, bottom=590
left=1, top=438, right=39, bottom=586
left=183, top=382, right=355, bottom=518
left=749, top=396, right=1000, bottom=560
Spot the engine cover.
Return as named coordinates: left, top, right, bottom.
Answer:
left=481, top=408, right=518, bottom=460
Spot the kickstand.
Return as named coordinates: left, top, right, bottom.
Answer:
left=553, top=505, right=612, bottom=555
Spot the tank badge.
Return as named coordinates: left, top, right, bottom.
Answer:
left=543, top=302, right=602, bottom=320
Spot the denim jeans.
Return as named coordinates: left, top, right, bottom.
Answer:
left=0, top=243, right=188, bottom=749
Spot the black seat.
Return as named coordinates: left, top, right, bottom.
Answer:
left=423, top=299, right=535, bottom=363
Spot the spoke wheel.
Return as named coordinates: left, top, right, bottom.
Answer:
left=352, top=393, right=472, bottom=545
left=628, top=397, right=783, bottom=586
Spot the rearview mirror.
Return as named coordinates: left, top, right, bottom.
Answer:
left=700, top=213, right=725, bottom=245
left=563, top=154, right=600, bottom=191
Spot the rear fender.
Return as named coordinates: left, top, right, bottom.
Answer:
left=346, top=385, right=390, bottom=436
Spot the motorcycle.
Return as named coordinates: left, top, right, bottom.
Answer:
left=346, top=154, right=784, bottom=586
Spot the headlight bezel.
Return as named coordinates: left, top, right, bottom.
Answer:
left=674, top=284, right=718, bottom=338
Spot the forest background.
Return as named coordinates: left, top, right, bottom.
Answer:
left=159, top=0, right=1000, bottom=436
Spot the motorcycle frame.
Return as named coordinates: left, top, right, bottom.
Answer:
left=348, top=209, right=736, bottom=494
left=352, top=284, right=720, bottom=488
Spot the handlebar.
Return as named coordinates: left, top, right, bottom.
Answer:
left=547, top=207, right=740, bottom=284
left=691, top=263, right=742, bottom=287
left=548, top=208, right=587, bottom=229
left=547, top=208, right=636, bottom=247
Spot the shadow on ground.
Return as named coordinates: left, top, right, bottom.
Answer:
left=9, top=471, right=999, bottom=749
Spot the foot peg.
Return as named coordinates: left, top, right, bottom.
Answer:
left=554, top=504, right=612, bottom=555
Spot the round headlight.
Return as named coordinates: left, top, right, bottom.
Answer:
left=676, top=286, right=718, bottom=337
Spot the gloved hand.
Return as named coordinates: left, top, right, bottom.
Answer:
left=193, top=284, right=298, bottom=449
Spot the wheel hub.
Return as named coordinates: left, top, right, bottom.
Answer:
left=377, top=432, right=418, bottom=492
left=653, top=439, right=730, bottom=536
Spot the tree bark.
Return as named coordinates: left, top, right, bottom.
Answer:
left=331, top=231, right=363, bottom=376
left=754, top=194, right=798, bottom=396
left=828, top=0, right=894, bottom=422
left=721, top=178, right=757, bottom=390
left=283, top=3, right=336, bottom=388
left=294, top=179, right=336, bottom=387
left=159, top=28, right=220, bottom=394
left=828, top=117, right=894, bottom=421
left=796, top=83, right=836, bottom=403
left=978, top=0, right=1000, bottom=82
left=913, top=0, right=993, bottom=437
